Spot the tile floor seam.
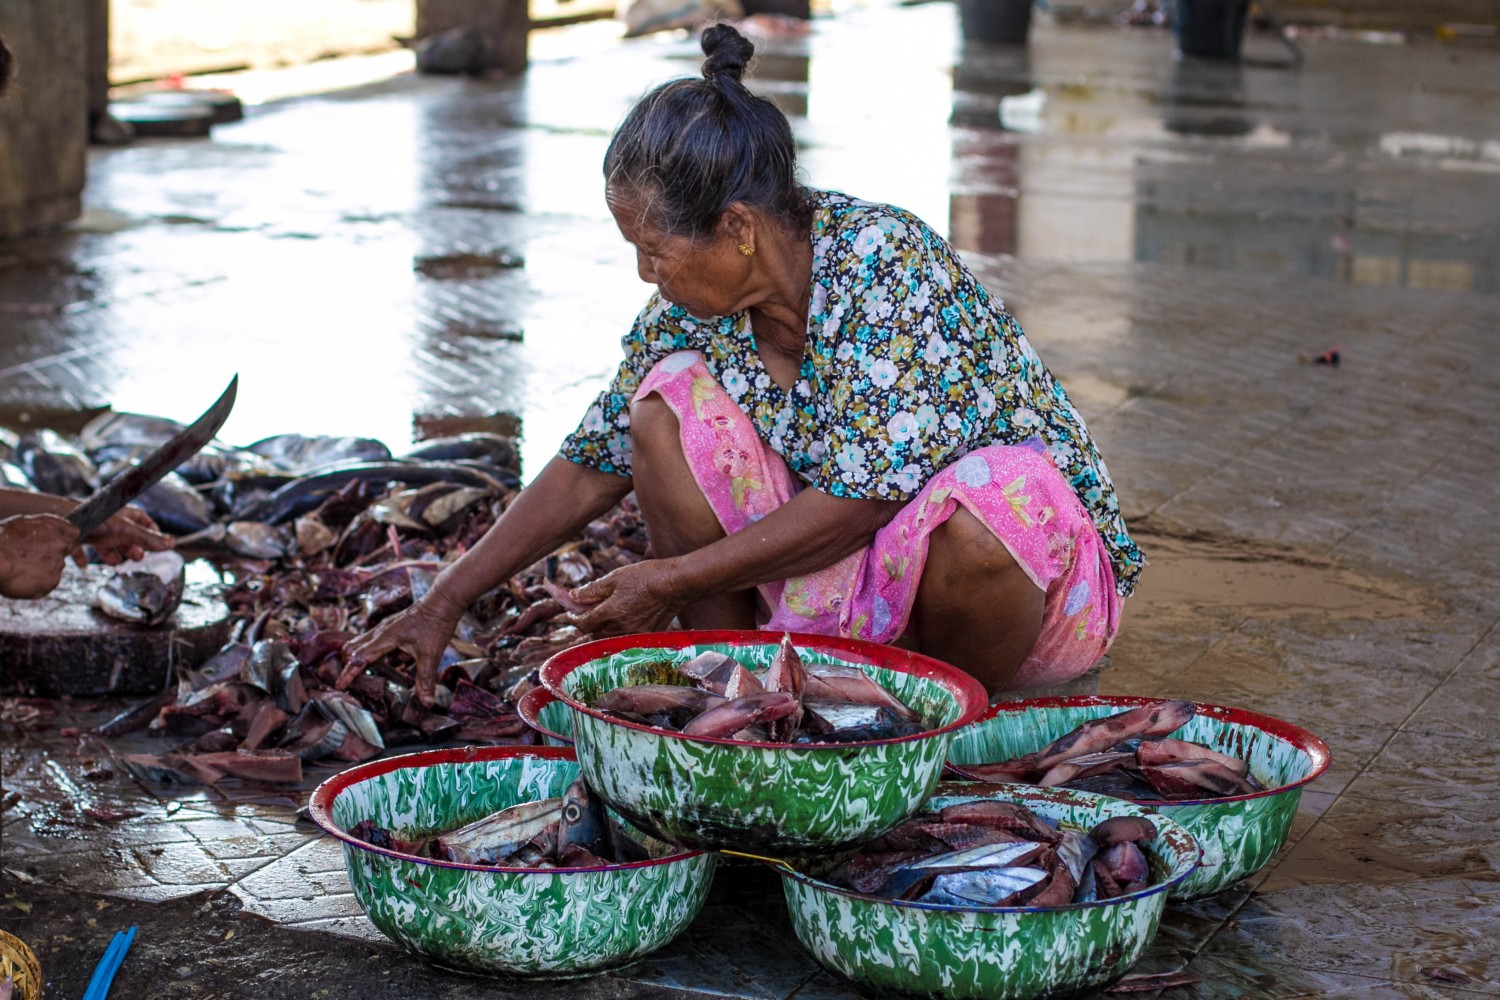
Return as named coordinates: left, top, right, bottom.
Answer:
left=777, top=969, right=826, bottom=1000
left=0, top=346, right=94, bottom=381
left=1392, top=615, right=1500, bottom=742
left=1325, top=418, right=1493, bottom=558
left=1236, top=956, right=1500, bottom=997
left=213, top=851, right=297, bottom=893
left=1184, top=890, right=1262, bottom=957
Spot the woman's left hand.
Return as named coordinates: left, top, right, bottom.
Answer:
left=565, top=560, right=682, bottom=637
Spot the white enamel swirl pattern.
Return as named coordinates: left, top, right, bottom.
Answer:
left=327, top=752, right=717, bottom=977
left=777, top=785, right=1198, bottom=999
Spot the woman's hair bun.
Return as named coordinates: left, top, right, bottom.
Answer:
left=700, top=23, right=754, bottom=85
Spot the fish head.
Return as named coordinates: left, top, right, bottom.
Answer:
left=556, top=779, right=606, bottom=856
left=95, top=550, right=186, bottom=626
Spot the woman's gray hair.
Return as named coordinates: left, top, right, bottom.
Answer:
left=604, top=23, right=810, bottom=240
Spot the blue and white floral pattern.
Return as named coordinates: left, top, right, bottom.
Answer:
left=561, top=190, right=1143, bottom=595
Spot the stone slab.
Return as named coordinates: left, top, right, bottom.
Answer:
left=0, top=563, right=230, bottom=696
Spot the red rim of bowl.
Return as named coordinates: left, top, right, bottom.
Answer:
left=538, top=629, right=990, bottom=750
left=307, top=744, right=706, bottom=874
left=777, top=782, right=1202, bottom=914
left=516, top=685, right=574, bottom=745
left=945, top=695, right=1333, bottom=805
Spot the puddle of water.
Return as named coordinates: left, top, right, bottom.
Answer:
left=1133, top=532, right=1434, bottom=621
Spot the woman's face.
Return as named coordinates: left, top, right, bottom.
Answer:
left=607, top=186, right=752, bottom=319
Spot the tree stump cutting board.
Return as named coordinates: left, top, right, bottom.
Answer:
left=0, top=563, right=232, bottom=697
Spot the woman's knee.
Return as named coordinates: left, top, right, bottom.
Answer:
left=928, top=504, right=1032, bottom=584
left=628, top=391, right=682, bottom=460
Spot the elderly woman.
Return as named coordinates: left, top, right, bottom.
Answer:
left=347, top=24, right=1142, bottom=704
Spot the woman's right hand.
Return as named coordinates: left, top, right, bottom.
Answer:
left=340, top=594, right=464, bottom=707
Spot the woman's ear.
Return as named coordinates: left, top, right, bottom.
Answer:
left=721, top=202, right=757, bottom=250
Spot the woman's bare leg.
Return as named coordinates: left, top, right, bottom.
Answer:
left=908, top=505, right=1045, bottom=699
left=629, top=392, right=758, bottom=629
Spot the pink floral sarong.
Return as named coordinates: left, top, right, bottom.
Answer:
left=635, top=351, right=1123, bottom=691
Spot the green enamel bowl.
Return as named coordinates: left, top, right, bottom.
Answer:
left=945, top=696, right=1331, bottom=900
left=517, top=685, right=575, bottom=746
left=308, top=745, right=716, bottom=978
left=539, top=630, right=989, bottom=853
left=775, top=782, right=1200, bottom=1000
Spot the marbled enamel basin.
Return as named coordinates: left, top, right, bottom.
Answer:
left=517, top=685, right=574, bottom=746
left=946, top=696, right=1331, bottom=900
left=540, top=630, right=989, bottom=853
left=776, top=783, right=1199, bottom=1000
left=308, top=745, right=715, bottom=977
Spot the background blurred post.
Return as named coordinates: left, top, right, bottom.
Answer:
left=0, top=1, right=89, bottom=238
left=86, top=0, right=109, bottom=129
left=416, top=0, right=530, bottom=74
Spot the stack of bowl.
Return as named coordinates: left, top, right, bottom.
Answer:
left=536, top=631, right=1203, bottom=997
left=317, top=632, right=1242, bottom=995
left=516, top=685, right=573, bottom=747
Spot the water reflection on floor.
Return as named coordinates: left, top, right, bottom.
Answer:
left=5, top=6, right=1500, bottom=998
left=1, top=5, right=1497, bottom=462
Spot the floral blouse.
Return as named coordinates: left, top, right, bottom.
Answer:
left=561, top=190, right=1143, bottom=596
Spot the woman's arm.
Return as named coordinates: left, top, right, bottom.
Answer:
left=569, top=487, right=902, bottom=636
left=343, top=455, right=632, bottom=704
left=426, top=456, right=633, bottom=616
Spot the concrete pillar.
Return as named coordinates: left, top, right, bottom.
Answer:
left=0, top=0, right=88, bottom=239
left=86, top=0, right=109, bottom=124
left=416, top=0, right=529, bottom=74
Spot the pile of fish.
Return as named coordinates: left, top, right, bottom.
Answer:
left=594, top=634, right=928, bottom=743
left=349, top=778, right=652, bottom=869
left=1, top=412, right=649, bottom=784
left=958, top=701, right=1265, bottom=800
left=827, top=801, right=1159, bottom=906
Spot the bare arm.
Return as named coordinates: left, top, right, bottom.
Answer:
left=570, top=486, right=903, bottom=636
left=343, top=455, right=632, bottom=704
left=669, top=487, right=901, bottom=602
left=0, top=487, right=71, bottom=519
left=425, top=456, right=633, bottom=616
left=0, top=487, right=172, bottom=566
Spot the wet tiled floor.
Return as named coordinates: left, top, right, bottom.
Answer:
left=3, top=2, right=1500, bottom=997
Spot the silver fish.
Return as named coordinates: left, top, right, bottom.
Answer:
left=893, top=841, right=1045, bottom=874
left=920, top=867, right=1048, bottom=906
left=435, top=798, right=565, bottom=865
left=78, top=410, right=186, bottom=451
left=805, top=664, right=920, bottom=721
left=312, top=692, right=386, bottom=749
left=245, top=433, right=392, bottom=473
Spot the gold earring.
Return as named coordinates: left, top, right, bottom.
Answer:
left=738, top=243, right=756, bottom=257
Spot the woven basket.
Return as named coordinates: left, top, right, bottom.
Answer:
left=0, top=929, right=42, bottom=1000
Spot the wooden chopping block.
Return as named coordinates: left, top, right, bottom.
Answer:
left=0, top=562, right=232, bottom=697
